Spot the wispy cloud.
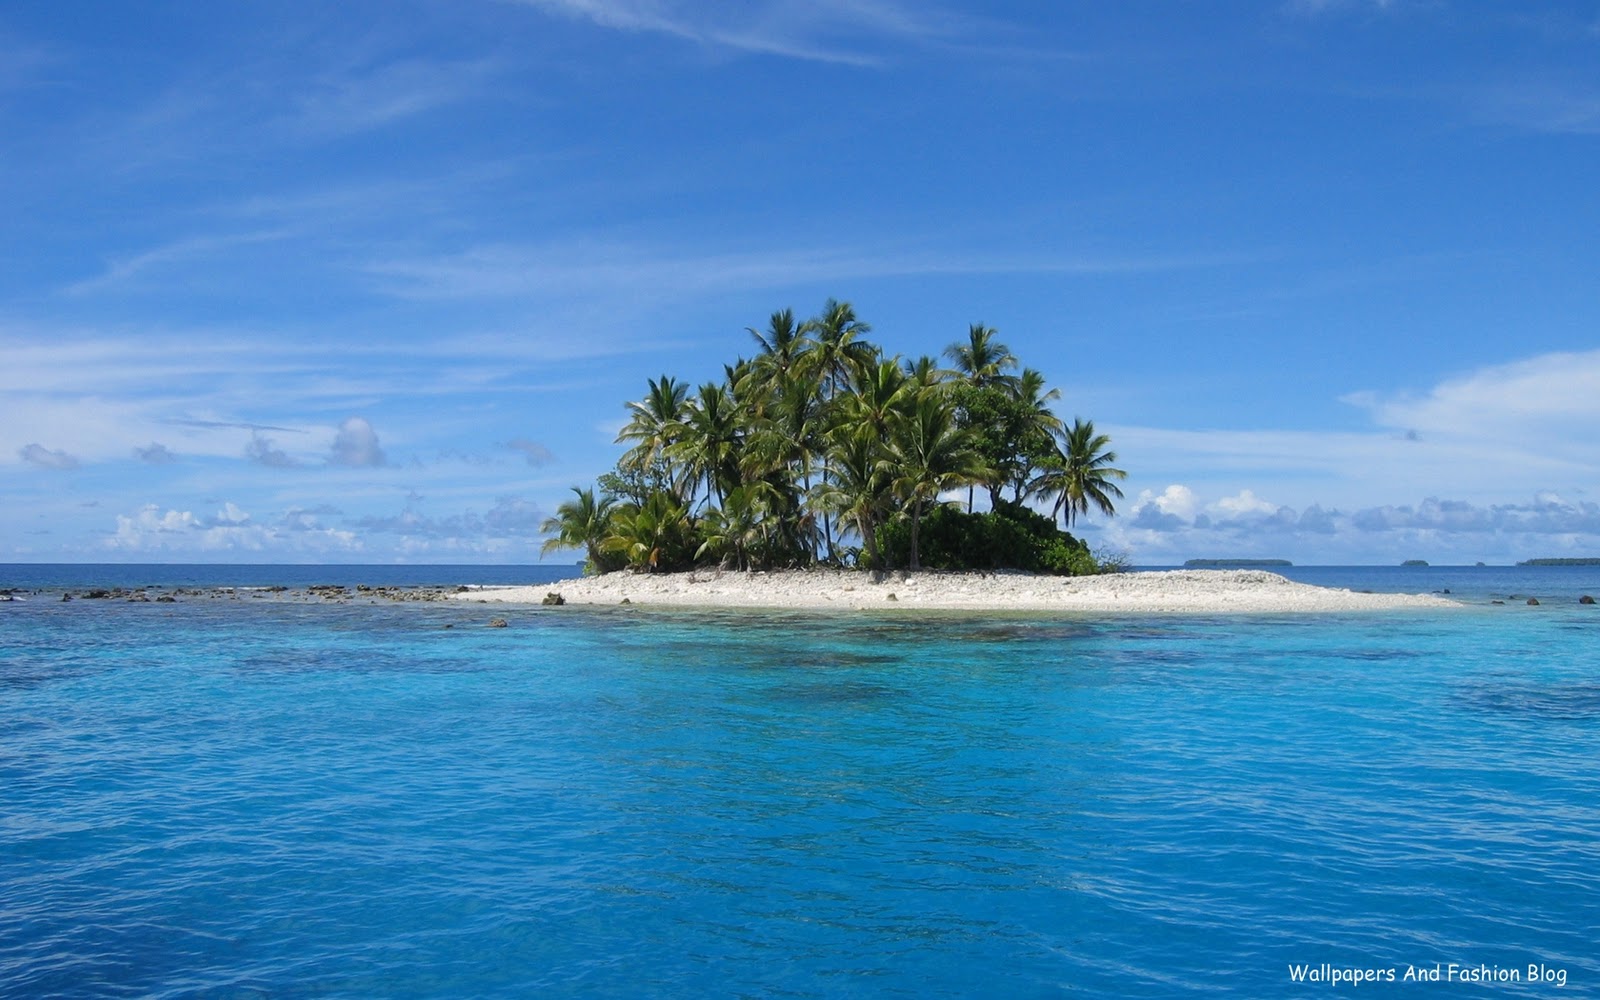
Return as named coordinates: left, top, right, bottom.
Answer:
left=363, top=239, right=1236, bottom=302
left=1107, top=348, right=1600, bottom=512
left=282, top=56, right=500, bottom=138
left=1282, top=0, right=1401, bottom=17
left=1342, top=349, right=1600, bottom=453
left=1474, top=80, right=1600, bottom=135
left=64, top=229, right=295, bottom=296
left=505, top=0, right=967, bottom=65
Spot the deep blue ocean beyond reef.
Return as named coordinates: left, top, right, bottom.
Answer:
left=3, top=567, right=1599, bottom=997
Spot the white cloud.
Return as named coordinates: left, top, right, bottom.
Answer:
left=1108, top=348, right=1600, bottom=514
left=1214, top=489, right=1280, bottom=517
left=330, top=416, right=388, bottom=468
left=109, top=502, right=359, bottom=555
left=1344, top=348, right=1600, bottom=437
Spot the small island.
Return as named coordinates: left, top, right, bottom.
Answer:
left=1517, top=558, right=1600, bottom=566
left=1401, top=559, right=1429, bottom=567
left=519, top=300, right=1454, bottom=614
left=1183, top=559, right=1292, bottom=568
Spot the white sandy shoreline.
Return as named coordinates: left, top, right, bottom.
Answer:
left=455, top=569, right=1460, bottom=614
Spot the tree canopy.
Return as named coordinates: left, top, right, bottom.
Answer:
left=541, top=300, right=1127, bottom=574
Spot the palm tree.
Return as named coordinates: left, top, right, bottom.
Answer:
left=671, top=381, right=742, bottom=510
left=946, top=326, right=1020, bottom=511
left=601, top=492, right=692, bottom=573
left=888, top=392, right=988, bottom=570
left=616, top=375, right=690, bottom=496
left=746, top=308, right=809, bottom=384
left=740, top=368, right=827, bottom=563
left=696, top=484, right=767, bottom=571
left=944, top=323, right=1017, bottom=389
left=1005, top=367, right=1064, bottom=501
left=540, top=487, right=616, bottom=572
left=813, top=425, right=895, bottom=571
left=804, top=299, right=876, bottom=563
left=1032, top=418, right=1127, bottom=528
left=806, top=298, right=876, bottom=400
left=901, top=354, right=952, bottom=392
left=844, top=359, right=913, bottom=439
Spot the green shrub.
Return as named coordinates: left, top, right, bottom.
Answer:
left=879, top=500, right=1099, bottom=574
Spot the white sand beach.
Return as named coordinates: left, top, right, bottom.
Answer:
left=456, top=569, right=1458, bottom=614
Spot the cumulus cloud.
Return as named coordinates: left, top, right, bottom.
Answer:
left=505, top=438, right=555, bottom=466
left=209, top=502, right=252, bottom=527
left=115, top=505, right=202, bottom=541
left=109, top=502, right=358, bottom=554
left=136, top=442, right=177, bottom=464
left=1213, top=489, right=1279, bottom=517
left=330, top=417, right=387, bottom=467
left=246, top=432, right=297, bottom=468
left=19, top=443, right=79, bottom=470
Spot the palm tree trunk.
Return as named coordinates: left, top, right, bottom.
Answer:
left=909, top=505, right=922, bottom=570
left=859, top=514, right=880, bottom=572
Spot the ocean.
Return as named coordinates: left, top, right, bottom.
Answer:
left=3, top=564, right=1598, bottom=997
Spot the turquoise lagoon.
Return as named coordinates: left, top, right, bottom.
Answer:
left=3, top=566, right=1598, bottom=997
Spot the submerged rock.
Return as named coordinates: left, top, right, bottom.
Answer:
left=1527, top=598, right=1540, bottom=606
left=488, top=617, right=508, bottom=628
left=1581, top=595, right=1596, bottom=605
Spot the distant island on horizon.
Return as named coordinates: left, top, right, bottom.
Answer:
left=1183, top=559, right=1292, bottom=568
left=1517, top=557, right=1600, bottom=566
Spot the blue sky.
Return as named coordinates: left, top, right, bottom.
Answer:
left=3, top=0, right=1598, bottom=565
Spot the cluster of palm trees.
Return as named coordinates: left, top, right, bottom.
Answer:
left=541, top=300, right=1126, bottom=573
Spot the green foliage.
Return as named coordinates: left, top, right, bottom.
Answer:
left=550, top=298, right=1128, bottom=573
left=879, top=500, right=1104, bottom=575
left=600, top=492, right=697, bottom=572
left=540, top=487, right=625, bottom=574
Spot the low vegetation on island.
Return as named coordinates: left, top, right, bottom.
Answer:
left=1518, top=558, right=1600, bottom=566
left=542, top=300, right=1127, bottom=575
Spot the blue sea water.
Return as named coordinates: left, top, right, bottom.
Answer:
left=3, top=566, right=1599, bottom=997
